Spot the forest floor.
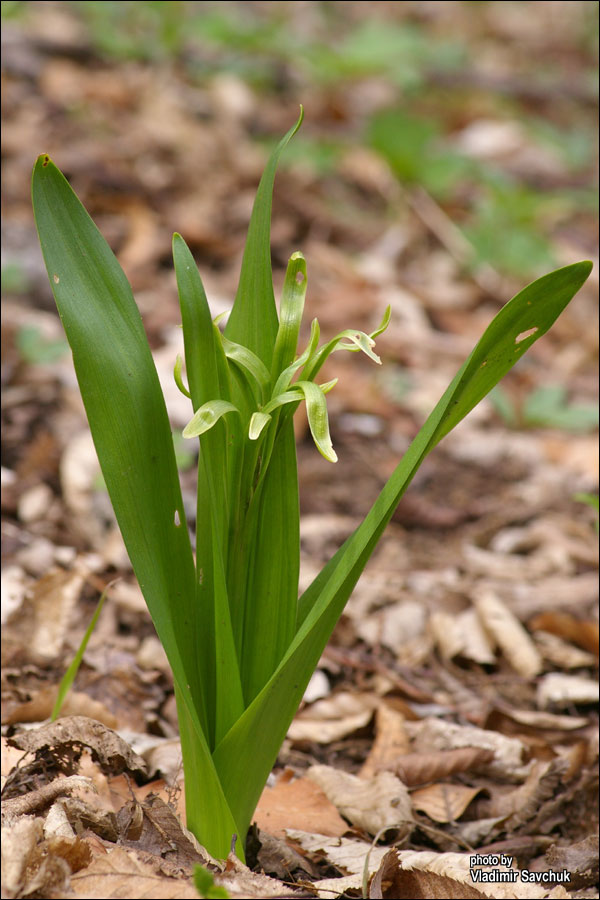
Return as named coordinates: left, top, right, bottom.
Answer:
left=1, top=2, right=598, bottom=898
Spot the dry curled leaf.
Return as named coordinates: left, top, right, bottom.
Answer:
left=392, top=748, right=495, bottom=787
left=286, top=829, right=389, bottom=883
left=545, top=835, right=599, bottom=889
left=477, top=759, right=569, bottom=830
left=532, top=630, right=597, bottom=669
left=360, top=703, right=411, bottom=779
left=3, top=685, right=118, bottom=729
left=430, top=609, right=496, bottom=665
left=306, top=764, right=413, bottom=837
left=7, top=716, right=147, bottom=777
left=475, top=590, right=543, bottom=678
left=528, top=612, right=599, bottom=656
left=369, top=849, right=571, bottom=899
left=1, top=774, right=95, bottom=821
left=406, top=718, right=531, bottom=782
left=536, top=673, right=599, bottom=708
left=288, top=691, right=377, bottom=743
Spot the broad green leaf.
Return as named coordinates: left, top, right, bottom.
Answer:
left=238, top=417, right=300, bottom=703
left=225, top=108, right=304, bottom=366
left=174, top=233, right=244, bottom=747
left=32, top=155, right=240, bottom=861
left=213, top=260, right=592, bottom=840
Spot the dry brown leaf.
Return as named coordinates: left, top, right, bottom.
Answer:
left=287, top=691, right=377, bottom=743
left=286, top=830, right=389, bottom=880
left=69, top=846, right=200, bottom=899
left=537, top=673, right=599, bottom=708
left=253, top=771, right=347, bottom=839
left=532, top=630, right=597, bottom=669
left=306, top=764, right=413, bottom=837
left=1, top=817, right=45, bottom=897
left=1, top=736, right=26, bottom=778
left=3, top=685, right=119, bottom=728
left=493, top=704, right=589, bottom=731
left=478, top=758, right=568, bottom=829
left=545, top=835, right=599, bottom=889
left=406, top=718, right=531, bottom=782
left=474, top=590, right=543, bottom=678
left=114, top=795, right=204, bottom=873
left=411, top=783, right=485, bottom=823
left=29, top=567, right=85, bottom=660
left=359, top=703, right=410, bottom=779
left=369, top=849, right=571, bottom=899
left=392, top=748, right=495, bottom=786
left=354, top=599, right=427, bottom=655
left=220, top=850, right=310, bottom=898
left=430, top=609, right=496, bottom=665
left=528, top=612, right=599, bottom=656
left=8, top=716, right=147, bottom=777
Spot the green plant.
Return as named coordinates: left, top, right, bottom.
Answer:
left=193, top=865, right=230, bottom=899
left=490, top=383, right=599, bottom=431
left=51, top=582, right=112, bottom=721
left=32, top=110, right=592, bottom=860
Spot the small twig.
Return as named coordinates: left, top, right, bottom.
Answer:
left=1, top=775, right=95, bottom=821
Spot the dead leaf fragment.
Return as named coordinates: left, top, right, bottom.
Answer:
left=406, top=718, right=531, bottom=781
left=69, top=846, right=199, bottom=899
left=369, top=849, right=570, bottom=899
left=306, top=764, right=413, bottom=837
left=475, top=590, right=543, bottom=677
left=411, top=783, right=485, bottom=823
left=7, top=716, right=147, bottom=777
left=478, top=758, right=569, bottom=830
left=29, top=567, right=85, bottom=660
left=1, top=816, right=44, bottom=897
left=360, top=703, right=411, bottom=779
left=430, top=608, right=496, bottom=665
left=528, top=612, right=599, bottom=656
left=286, top=829, right=389, bottom=879
left=1, top=774, right=95, bottom=820
left=3, top=685, right=119, bottom=728
left=545, top=834, right=599, bottom=889
left=392, top=747, right=495, bottom=786
left=288, top=691, right=377, bottom=743
left=254, top=771, right=347, bottom=839
left=537, top=673, right=599, bottom=708
left=532, top=630, right=597, bottom=669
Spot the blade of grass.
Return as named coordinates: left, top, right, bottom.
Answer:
left=51, top=581, right=114, bottom=721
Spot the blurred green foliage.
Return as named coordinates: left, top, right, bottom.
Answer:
left=9, top=0, right=596, bottom=281
left=368, top=108, right=596, bottom=277
left=16, top=325, right=70, bottom=365
left=490, top=384, right=599, bottom=432
left=1, top=262, right=30, bottom=294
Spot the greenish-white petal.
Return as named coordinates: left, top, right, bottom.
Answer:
left=183, top=400, right=240, bottom=439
